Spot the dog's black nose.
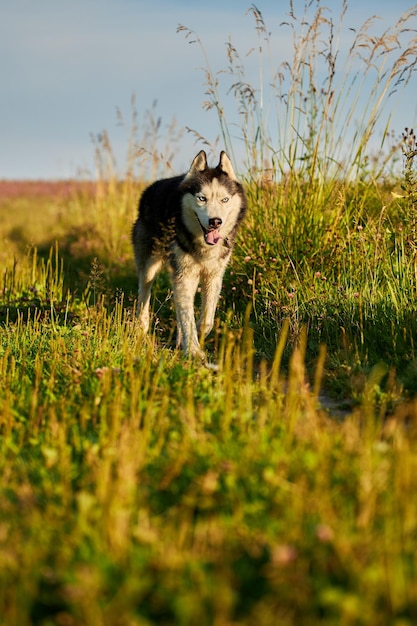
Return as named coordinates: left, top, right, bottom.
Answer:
left=209, top=217, right=222, bottom=229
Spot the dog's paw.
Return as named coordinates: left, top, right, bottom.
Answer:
left=204, top=360, right=219, bottom=372
left=186, top=347, right=219, bottom=371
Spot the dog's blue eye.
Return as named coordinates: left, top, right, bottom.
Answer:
left=222, top=197, right=229, bottom=203
left=196, top=195, right=206, bottom=203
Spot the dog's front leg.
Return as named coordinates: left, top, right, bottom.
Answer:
left=172, top=270, right=203, bottom=359
left=198, top=265, right=227, bottom=339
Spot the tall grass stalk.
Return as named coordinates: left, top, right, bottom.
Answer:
left=85, top=97, right=185, bottom=262
left=179, top=1, right=417, bottom=186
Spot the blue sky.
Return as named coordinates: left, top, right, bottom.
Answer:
left=1, top=0, right=417, bottom=179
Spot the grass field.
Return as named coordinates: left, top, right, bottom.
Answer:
left=2, top=2, right=417, bottom=624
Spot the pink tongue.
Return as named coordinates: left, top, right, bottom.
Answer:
left=205, top=229, right=221, bottom=245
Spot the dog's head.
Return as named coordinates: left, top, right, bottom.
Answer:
left=180, top=151, right=244, bottom=246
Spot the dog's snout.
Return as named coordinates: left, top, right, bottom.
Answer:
left=209, top=217, right=222, bottom=229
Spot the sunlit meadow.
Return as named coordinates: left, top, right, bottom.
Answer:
left=1, top=2, right=417, bottom=624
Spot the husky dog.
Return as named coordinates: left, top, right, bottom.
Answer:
left=132, top=150, right=247, bottom=361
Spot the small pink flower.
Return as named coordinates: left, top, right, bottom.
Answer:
left=94, top=366, right=120, bottom=379
left=94, top=366, right=111, bottom=379
left=244, top=256, right=251, bottom=262
left=316, top=524, right=334, bottom=543
left=271, top=545, right=298, bottom=566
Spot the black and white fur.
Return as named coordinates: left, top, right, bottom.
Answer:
left=132, top=150, right=247, bottom=361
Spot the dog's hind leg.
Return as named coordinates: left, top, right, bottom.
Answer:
left=136, top=257, right=162, bottom=333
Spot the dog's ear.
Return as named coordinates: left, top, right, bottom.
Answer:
left=187, top=150, right=208, bottom=175
left=218, top=151, right=237, bottom=181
